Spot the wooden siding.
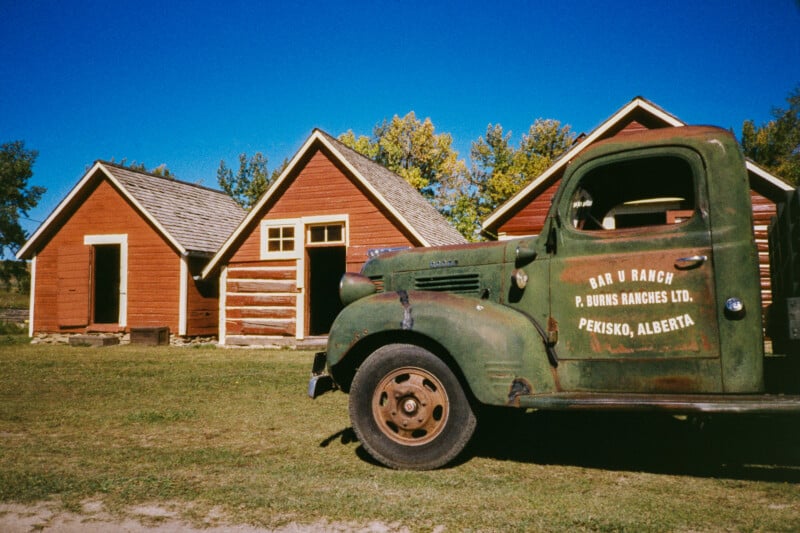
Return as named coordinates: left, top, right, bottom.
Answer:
left=225, top=148, right=420, bottom=339
left=186, top=257, right=219, bottom=336
left=751, top=191, right=777, bottom=308
left=497, top=177, right=562, bottom=237
left=56, top=244, right=90, bottom=327
left=229, top=149, right=415, bottom=267
left=616, top=120, right=651, bottom=136
left=32, top=179, right=219, bottom=335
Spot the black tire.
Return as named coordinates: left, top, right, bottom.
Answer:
left=349, top=343, right=477, bottom=470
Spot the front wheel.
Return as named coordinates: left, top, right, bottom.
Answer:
left=349, top=344, right=477, bottom=470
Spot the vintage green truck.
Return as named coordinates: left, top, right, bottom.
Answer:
left=309, top=125, right=800, bottom=470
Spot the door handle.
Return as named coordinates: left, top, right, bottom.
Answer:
left=675, top=255, right=708, bottom=269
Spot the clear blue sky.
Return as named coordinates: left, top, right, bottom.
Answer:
left=2, top=0, right=799, bottom=241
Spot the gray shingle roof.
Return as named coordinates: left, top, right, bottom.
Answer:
left=316, top=130, right=466, bottom=246
left=102, top=163, right=246, bottom=255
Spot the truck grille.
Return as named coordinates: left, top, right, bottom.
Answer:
left=414, top=273, right=481, bottom=294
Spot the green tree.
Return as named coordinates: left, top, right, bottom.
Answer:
left=469, top=119, right=575, bottom=227
left=111, top=158, right=175, bottom=178
left=742, top=86, right=800, bottom=184
left=217, top=152, right=287, bottom=209
left=339, top=112, right=472, bottom=235
left=340, top=111, right=469, bottom=201
left=374, top=112, right=468, bottom=201
left=1, top=141, right=44, bottom=290
left=339, top=113, right=574, bottom=240
left=470, top=123, right=517, bottom=217
left=338, top=130, right=379, bottom=160
left=516, top=119, right=576, bottom=178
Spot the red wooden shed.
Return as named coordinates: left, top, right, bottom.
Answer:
left=16, top=162, right=245, bottom=338
left=481, top=96, right=793, bottom=311
left=203, top=129, right=466, bottom=346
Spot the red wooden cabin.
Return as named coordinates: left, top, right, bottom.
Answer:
left=203, top=129, right=466, bottom=346
left=17, top=162, right=245, bottom=337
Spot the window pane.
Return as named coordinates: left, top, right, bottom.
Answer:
left=570, top=156, right=695, bottom=231
left=327, top=224, right=343, bottom=242
left=309, top=223, right=343, bottom=243
left=309, top=226, right=325, bottom=243
left=265, top=225, right=296, bottom=254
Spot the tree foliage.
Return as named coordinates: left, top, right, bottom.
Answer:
left=471, top=119, right=575, bottom=216
left=217, top=152, right=287, bottom=209
left=1, top=140, right=44, bottom=290
left=338, top=130, right=378, bottom=160
left=741, top=85, right=800, bottom=184
left=110, top=158, right=175, bottom=178
left=340, top=112, right=475, bottom=236
left=465, top=119, right=575, bottom=237
left=340, top=111, right=468, bottom=202
left=340, top=113, right=575, bottom=240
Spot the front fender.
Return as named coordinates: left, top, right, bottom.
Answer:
left=327, top=290, right=557, bottom=405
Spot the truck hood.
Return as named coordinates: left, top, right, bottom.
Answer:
left=361, top=238, right=535, bottom=278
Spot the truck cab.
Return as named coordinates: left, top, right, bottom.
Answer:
left=537, top=126, right=762, bottom=395
left=310, top=126, right=799, bottom=470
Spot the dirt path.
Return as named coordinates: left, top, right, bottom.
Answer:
left=0, top=500, right=407, bottom=532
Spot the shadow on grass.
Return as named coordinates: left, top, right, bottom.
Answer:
left=468, top=410, right=800, bottom=481
left=319, top=427, right=357, bottom=448
left=319, top=411, right=800, bottom=479
left=319, top=427, right=385, bottom=467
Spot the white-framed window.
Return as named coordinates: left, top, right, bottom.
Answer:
left=307, top=222, right=345, bottom=245
left=267, top=225, right=296, bottom=252
left=260, top=220, right=303, bottom=260
left=260, top=216, right=349, bottom=259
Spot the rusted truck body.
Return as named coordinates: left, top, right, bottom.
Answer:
left=309, top=126, right=800, bottom=470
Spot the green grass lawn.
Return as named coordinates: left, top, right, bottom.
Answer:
left=1, top=341, right=799, bottom=531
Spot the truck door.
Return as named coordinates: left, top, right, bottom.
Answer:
left=548, top=147, right=723, bottom=393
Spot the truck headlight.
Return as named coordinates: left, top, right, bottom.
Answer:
left=512, top=268, right=529, bottom=290
left=340, top=272, right=377, bottom=306
left=724, top=297, right=746, bottom=320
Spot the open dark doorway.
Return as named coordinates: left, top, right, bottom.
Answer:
left=93, top=244, right=120, bottom=324
left=307, top=246, right=345, bottom=335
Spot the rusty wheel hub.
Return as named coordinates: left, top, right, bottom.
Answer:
left=372, top=366, right=450, bottom=445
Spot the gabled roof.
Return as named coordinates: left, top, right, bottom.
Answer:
left=316, top=130, right=466, bottom=246
left=203, top=129, right=466, bottom=277
left=482, top=96, right=793, bottom=236
left=17, top=161, right=246, bottom=260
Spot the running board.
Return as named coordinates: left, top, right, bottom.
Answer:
left=517, top=392, right=800, bottom=415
